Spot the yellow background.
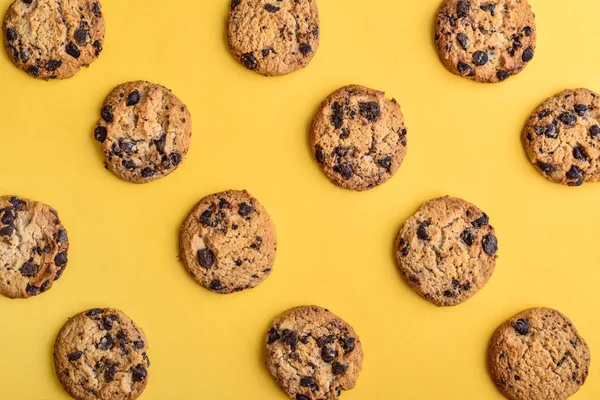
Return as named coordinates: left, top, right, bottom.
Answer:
left=0, top=0, right=599, bottom=398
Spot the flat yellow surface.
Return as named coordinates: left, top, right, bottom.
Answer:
left=0, top=0, right=599, bottom=399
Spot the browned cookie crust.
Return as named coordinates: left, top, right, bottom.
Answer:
left=180, top=190, right=277, bottom=294
left=0, top=195, right=69, bottom=299
left=94, top=81, right=192, bottom=184
left=488, top=308, right=591, bottom=400
left=310, top=85, right=408, bottom=191
left=395, top=196, right=498, bottom=306
left=522, top=88, right=600, bottom=186
left=435, top=0, right=536, bottom=83
left=2, top=0, right=105, bottom=80
left=264, top=306, right=363, bottom=400
left=54, top=308, right=150, bottom=400
left=227, top=0, right=320, bottom=76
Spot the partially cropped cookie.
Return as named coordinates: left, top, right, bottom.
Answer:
left=180, top=190, right=277, bottom=294
left=94, top=81, right=192, bottom=184
left=395, top=196, right=498, bottom=306
left=265, top=306, right=363, bottom=400
left=0, top=196, right=69, bottom=299
left=2, top=0, right=105, bottom=79
left=435, top=0, right=536, bottom=83
left=310, top=85, right=408, bottom=191
left=227, top=0, right=320, bottom=76
left=54, top=308, right=150, bottom=400
left=489, top=308, right=590, bottom=400
left=522, top=88, right=600, bottom=186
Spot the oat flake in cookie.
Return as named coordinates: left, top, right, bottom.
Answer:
left=522, top=88, right=600, bottom=186
left=94, top=81, right=192, bottom=184
left=180, top=190, right=277, bottom=294
left=310, top=85, right=408, bottom=191
left=0, top=196, right=69, bottom=299
left=489, top=308, right=591, bottom=400
left=227, top=0, right=320, bottom=76
left=265, top=306, right=363, bottom=400
left=435, top=0, right=536, bottom=83
left=54, top=308, right=150, bottom=400
left=395, top=196, right=498, bottom=306
left=2, top=0, right=105, bottom=80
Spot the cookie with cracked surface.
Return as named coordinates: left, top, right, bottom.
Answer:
left=180, top=190, right=277, bottom=294
left=488, top=308, right=591, bottom=400
left=435, top=0, right=536, bottom=83
left=2, top=0, right=105, bottom=80
left=94, top=81, right=192, bottom=184
left=310, top=85, right=408, bottom=191
left=227, top=0, right=320, bottom=76
left=522, top=88, right=600, bottom=186
left=0, top=195, right=69, bottom=299
left=264, top=306, right=363, bottom=400
left=394, top=196, right=498, bottom=306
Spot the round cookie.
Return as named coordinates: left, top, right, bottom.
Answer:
left=264, top=306, right=363, bottom=400
left=0, top=195, right=69, bottom=299
left=310, top=85, right=408, bottom=191
left=488, top=308, right=591, bottom=400
left=435, top=0, right=536, bottom=83
left=93, top=81, right=192, bottom=184
left=227, top=0, right=320, bottom=76
left=394, top=196, right=498, bottom=306
left=54, top=308, right=150, bottom=400
left=522, top=88, right=600, bottom=186
left=179, top=190, right=277, bottom=294
left=2, top=0, right=105, bottom=80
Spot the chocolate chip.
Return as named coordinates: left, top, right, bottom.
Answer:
left=456, top=0, right=470, bottom=17
left=299, top=43, right=312, bottom=55
left=321, top=346, right=337, bottom=363
left=573, top=146, right=588, bottom=161
left=457, top=61, right=472, bottom=75
left=334, top=146, right=349, bottom=157
left=231, top=0, right=240, bottom=10
left=282, top=330, right=298, bottom=351
left=566, top=165, right=583, bottom=180
left=102, top=314, right=120, bottom=330
left=27, top=65, right=40, bottom=77
left=315, top=145, right=325, bottom=163
left=514, top=318, right=529, bottom=335
left=472, top=51, right=488, bottom=66
left=521, top=47, right=534, bottom=62
left=267, top=328, right=280, bottom=344
left=332, top=362, right=348, bottom=375
left=218, top=198, right=230, bottom=209
left=568, top=179, right=583, bottom=187
left=9, top=198, right=24, bottom=209
left=97, top=334, right=114, bottom=350
left=0, top=225, right=14, bottom=236
left=66, top=43, right=81, bottom=59
left=463, top=281, right=471, bottom=291
left=341, top=337, right=355, bottom=354
left=133, top=340, right=145, bottom=349
left=197, top=248, right=215, bottom=269
left=544, top=123, right=558, bottom=138
left=92, top=40, right=102, bottom=56
left=57, top=228, right=68, bottom=243
left=538, top=109, right=551, bottom=119
left=574, top=104, right=588, bottom=116
left=210, top=280, right=224, bottom=291
left=19, top=262, right=39, bottom=277
left=74, top=28, right=89, bottom=46
left=67, top=351, right=83, bottom=362
left=331, top=102, right=343, bottom=129
left=169, top=152, right=182, bottom=166
left=379, top=156, right=392, bottom=170
left=497, top=70, right=510, bottom=81
left=25, top=284, right=38, bottom=296
left=461, top=230, right=475, bottom=246
left=6, top=28, right=17, bottom=41
left=334, top=163, right=353, bottom=180
left=86, top=308, right=103, bottom=317
left=123, top=160, right=136, bottom=170
left=264, top=4, right=280, bottom=12
left=523, top=26, right=533, bottom=36
left=417, top=222, right=430, bottom=240
left=471, top=213, right=489, bottom=228
left=480, top=3, right=496, bottom=15
left=241, top=52, right=258, bottom=70
left=104, top=362, right=117, bottom=382
left=131, top=365, right=147, bottom=382
left=589, top=125, right=600, bottom=139
left=296, top=395, right=310, bottom=400
left=300, top=376, right=318, bottom=391
left=23, top=0, right=33, bottom=4
left=536, top=161, right=556, bottom=175
left=101, top=106, right=113, bottom=123
left=456, top=33, right=468, bottom=50
left=91, top=2, right=102, bottom=17
left=482, top=234, right=498, bottom=256
left=239, top=202, right=254, bottom=217
left=558, top=112, right=577, bottom=126
left=126, top=90, right=141, bottom=106
left=94, top=126, right=107, bottom=142
left=359, top=102, right=381, bottom=122
left=1, top=210, right=14, bottom=225
left=399, top=238, right=410, bottom=256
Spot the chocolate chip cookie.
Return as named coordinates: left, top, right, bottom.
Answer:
left=394, top=196, right=498, bottom=306
left=180, top=190, right=277, bottom=294
left=227, top=0, right=320, bottom=76
left=522, top=88, right=600, bottom=186
left=0, top=196, right=69, bottom=299
left=435, top=0, right=536, bottom=83
left=264, top=306, right=363, bottom=400
left=54, top=308, right=150, bottom=400
left=94, top=81, right=192, bottom=184
left=310, top=85, right=408, bottom=191
left=2, top=0, right=105, bottom=80
left=488, top=308, right=591, bottom=400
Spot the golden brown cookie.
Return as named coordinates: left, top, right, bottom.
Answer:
left=310, top=85, right=408, bottom=191
left=435, top=0, right=536, bottom=83
left=54, top=308, right=150, bottom=400
left=227, top=0, right=320, bottom=76
left=0, top=195, right=69, bottom=299
left=394, top=196, right=498, bottom=306
left=94, top=81, right=192, bottom=184
left=264, top=306, right=363, bottom=400
left=522, top=88, right=600, bottom=186
left=2, top=0, right=105, bottom=80
left=488, top=308, right=591, bottom=400
left=179, top=190, right=277, bottom=294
